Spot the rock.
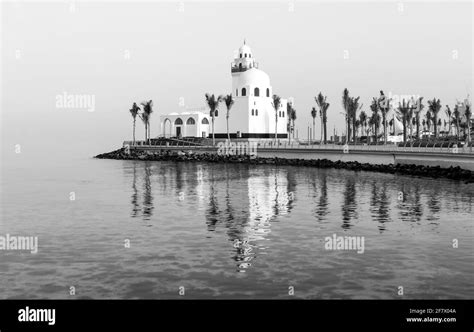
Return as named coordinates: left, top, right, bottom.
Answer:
left=94, top=148, right=474, bottom=182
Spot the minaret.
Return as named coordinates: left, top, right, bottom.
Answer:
left=231, top=40, right=257, bottom=74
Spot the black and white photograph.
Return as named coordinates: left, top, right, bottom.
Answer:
left=1, top=0, right=473, bottom=329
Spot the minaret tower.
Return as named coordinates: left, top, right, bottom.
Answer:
left=231, top=39, right=257, bottom=74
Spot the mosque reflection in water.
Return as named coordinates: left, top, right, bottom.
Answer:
left=127, top=162, right=296, bottom=272
left=126, top=161, right=472, bottom=272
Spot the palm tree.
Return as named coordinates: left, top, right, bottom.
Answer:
left=407, top=102, right=414, bottom=143
left=140, top=100, right=153, bottom=144
left=205, top=93, right=223, bottom=146
left=465, top=104, right=472, bottom=144
left=414, top=97, right=424, bottom=139
left=359, top=110, right=367, bottom=141
left=311, top=107, right=317, bottom=142
left=222, top=94, right=234, bottom=141
left=342, top=88, right=351, bottom=143
left=452, top=105, right=461, bottom=140
left=355, top=119, right=361, bottom=140
left=397, top=99, right=411, bottom=144
left=445, top=105, right=452, bottom=136
left=286, top=103, right=293, bottom=143
left=349, top=97, right=361, bottom=143
left=370, top=108, right=380, bottom=144
left=140, top=112, right=149, bottom=142
left=427, top=98, right=442, bottom=138
left=271, top=95, right=282, bottom=142
left=129, top=102, right=140, bottom=145
left=370, top=98, right=379, bottom=143
left=290, top=107, right=297, bottom=140
left=315, top=92, right=330, bottom=144
left=378, top=91, right=390, bottom=144
left=426, top=110, right=432, bottom=135
left=368, top=116, right=374, bottom=143
left=322, top=102, right=330, bottom=144
left=319, top=108, right=323, bottom=143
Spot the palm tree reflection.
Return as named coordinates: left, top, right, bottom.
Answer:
left=426, top=189, right=441, bottom=222
left=129, top=161, right=154, bottom=221
left=341, top=177, right=357, bottom=229
left=398, top=182, right=423, bottom=223
left=315, top=171, right=329, bottom=222
left=142, top=162, right=154, bottom=220
left=131, top=162, right=140, bottom=218
left=369, top=181, right=391, bottom=232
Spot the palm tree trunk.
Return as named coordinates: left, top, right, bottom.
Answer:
left=403, top=118, right=407, bottom=143
left=148, top=121, right=151, bottom=144
left=133, top=118, right=136, bottom=145
left=275, top=113, right=278, bottom=142
left=346, top=117, right=350, bottom=144
left=320, top=119, right=323, bottom=144
left=323, top=118, right=327, bottom=144
left=383, top=116, right=387, bottom=144
left=212, top=115, right=215, bottom=146
left=312, top=118, right=315, bottom=143
left=352, top=117, right=356, bottom=143
left=468, top=123, right=471, bottom=144
left=226, top=114, right=230, bottom=141
left=288, top=121, right=291, bottom=144
left=145, top=122, right=148, bottom=144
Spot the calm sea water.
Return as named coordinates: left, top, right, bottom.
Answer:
left=1, top=153, right=473, bottom=299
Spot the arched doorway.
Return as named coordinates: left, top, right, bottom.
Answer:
left=163, top=118, right=172, bottom=138
left=175, top=118, right=183, bottom=138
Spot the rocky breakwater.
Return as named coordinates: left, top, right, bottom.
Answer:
left=95, top=148, right=474, bottom=184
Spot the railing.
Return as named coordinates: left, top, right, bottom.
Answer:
left=230, top=62, right=259, bottom=73
left=123, top=140, right=474, bottom=155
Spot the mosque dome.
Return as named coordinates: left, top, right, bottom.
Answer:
left=237, top=67, right=270, bottom=87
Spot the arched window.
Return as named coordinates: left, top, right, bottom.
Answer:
left=251, top=109, right=254, bottom=116
left=240, top=53, right=242, bottom=58
left=236, top=89, right=238, bottom=96
left=245, top=53, right=247, bottom=58
left=254, top=87, right=260, bottom=97
left=186, top=117, right=195, bottom=125
left=266, top=88, right=270, bottom=97
left=201, top=118, right=209, bottom=125
left=249, top=54, right=251, bottom=58
left=175, top=118, right=183, bottom=125
left=239, top=63, right=242, bottom=70
left=242, top=88, right=246, bottom=96
left=255, top=109, right=258, bottom=116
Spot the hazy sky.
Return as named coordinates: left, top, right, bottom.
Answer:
left=2, top=1, right=473, bottom=142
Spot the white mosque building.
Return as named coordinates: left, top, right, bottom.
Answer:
left=160, top=41, right=290, bottom=139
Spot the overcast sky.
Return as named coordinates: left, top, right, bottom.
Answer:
left=2, top=1, right=472, bottom=140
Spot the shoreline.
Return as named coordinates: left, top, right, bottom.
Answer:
left=95, top=148, right=474, bottom=183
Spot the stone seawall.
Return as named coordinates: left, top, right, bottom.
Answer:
left=95, top=147, right=474, bottom=183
